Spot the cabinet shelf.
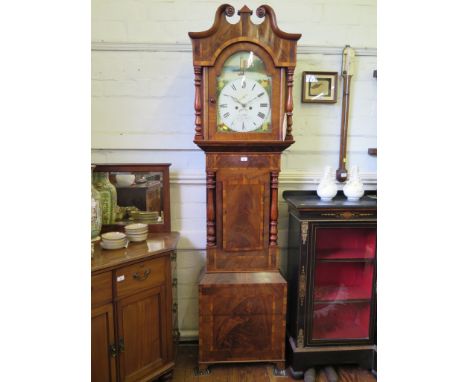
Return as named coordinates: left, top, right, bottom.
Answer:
left=314, top=285, right=372, bottom=303
left=317, top=249, right=375, bottom=260
left=318, top=258, right=375, bottom=263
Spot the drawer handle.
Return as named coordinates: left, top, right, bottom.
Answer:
left=133, top=269, right=151, bottom=281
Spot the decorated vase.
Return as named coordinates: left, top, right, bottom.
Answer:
left=91, top=165, right=103, bottom=238
left=92, top=171, right=117, bottom=224
left=317, top=166, right=338, bottom=201
left=343, top=165, right=365, bottom=201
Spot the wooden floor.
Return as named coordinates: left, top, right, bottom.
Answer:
left=170, top=344, right=376, bottom=382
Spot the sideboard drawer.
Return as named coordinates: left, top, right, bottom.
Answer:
left=115, top=257, right=167, bottom=299
left=91, top=272, right=112, bottom=307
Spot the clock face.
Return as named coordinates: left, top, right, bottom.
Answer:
left=218, top=77, right=271, bottom=132
left=217, top=51, right=272, bottom=133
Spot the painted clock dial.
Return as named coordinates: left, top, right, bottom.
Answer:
left=217, top=51, right=272, bottom=133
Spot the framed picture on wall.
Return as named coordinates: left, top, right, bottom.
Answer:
left=302, top=71, right=338, bottom=103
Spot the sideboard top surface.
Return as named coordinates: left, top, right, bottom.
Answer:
left=283, top=191, right=377, bottom=211
left=92, top=232, right=179, bottom=273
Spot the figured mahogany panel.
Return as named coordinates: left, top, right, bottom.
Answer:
left=198, top=272, right=286, bottom=364
left=200, top=284, right=286, bottom=316
left=222, top=182, right=264, bottom=251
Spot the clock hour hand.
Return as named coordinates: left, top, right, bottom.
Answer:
left=226, top=95, right=243, bottom=106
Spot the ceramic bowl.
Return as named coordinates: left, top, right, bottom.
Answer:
left=127, top=233, right=148, bottom=242
left=116, top=174, right=135, bottom=187
left=100, top=240, right=127, bottom=250
left=102, top=237, right=127, bottom=244
left=101, top=241, right=127, bottom=248
left=102, top=232, right=126, bottom=241
left=125, top=223, right=149, bottom=232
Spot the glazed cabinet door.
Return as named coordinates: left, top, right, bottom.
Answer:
left=116, top=285, right=171, bottom=382
left=306, top=223, right=377, bottom=345
left=91, top=303, right=117, bottom=382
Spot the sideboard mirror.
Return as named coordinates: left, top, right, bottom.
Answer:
left=93, top=163, right=171, bottom=233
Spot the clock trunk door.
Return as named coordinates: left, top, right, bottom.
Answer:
left=207, top=42, right=284, bottom=141
left=206, top=153, right=280, bottom=272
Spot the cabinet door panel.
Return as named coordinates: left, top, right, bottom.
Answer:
left=117, top=286, right=170, bottom=382
left=91, top=304, right=117, bottom=382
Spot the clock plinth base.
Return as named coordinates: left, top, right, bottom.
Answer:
left=198, top=271, right=287, bottom=366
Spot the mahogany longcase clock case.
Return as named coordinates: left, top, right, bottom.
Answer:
left=189, top=4, right=301, bottom=370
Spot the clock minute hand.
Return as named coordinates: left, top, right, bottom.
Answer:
left=244, top=93, right=264, bottom=106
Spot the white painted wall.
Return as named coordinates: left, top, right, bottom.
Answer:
left=91, top=0, right=377, bottom=339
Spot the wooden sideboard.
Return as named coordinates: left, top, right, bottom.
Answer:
left=91, top=232, right=179, bottom=382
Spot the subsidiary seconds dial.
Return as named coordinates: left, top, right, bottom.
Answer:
left=218, top=77, right=270, bottom=132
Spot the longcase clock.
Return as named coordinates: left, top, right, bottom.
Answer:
left=189, top=4, right=301, bottom=371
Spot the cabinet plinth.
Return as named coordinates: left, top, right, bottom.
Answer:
left=283, top=191, right=377, bottom=373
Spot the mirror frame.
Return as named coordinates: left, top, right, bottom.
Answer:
left=93, top=163, right=171, bottom=233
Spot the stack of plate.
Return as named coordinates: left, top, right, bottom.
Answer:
left=125, top=223, right=149, bottom=242
left=100, top=232, right=128, bottom=250
left=129, top=211, right=159, bottom=222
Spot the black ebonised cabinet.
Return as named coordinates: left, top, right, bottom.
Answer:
left=283, top=191, right=377, bottom=375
